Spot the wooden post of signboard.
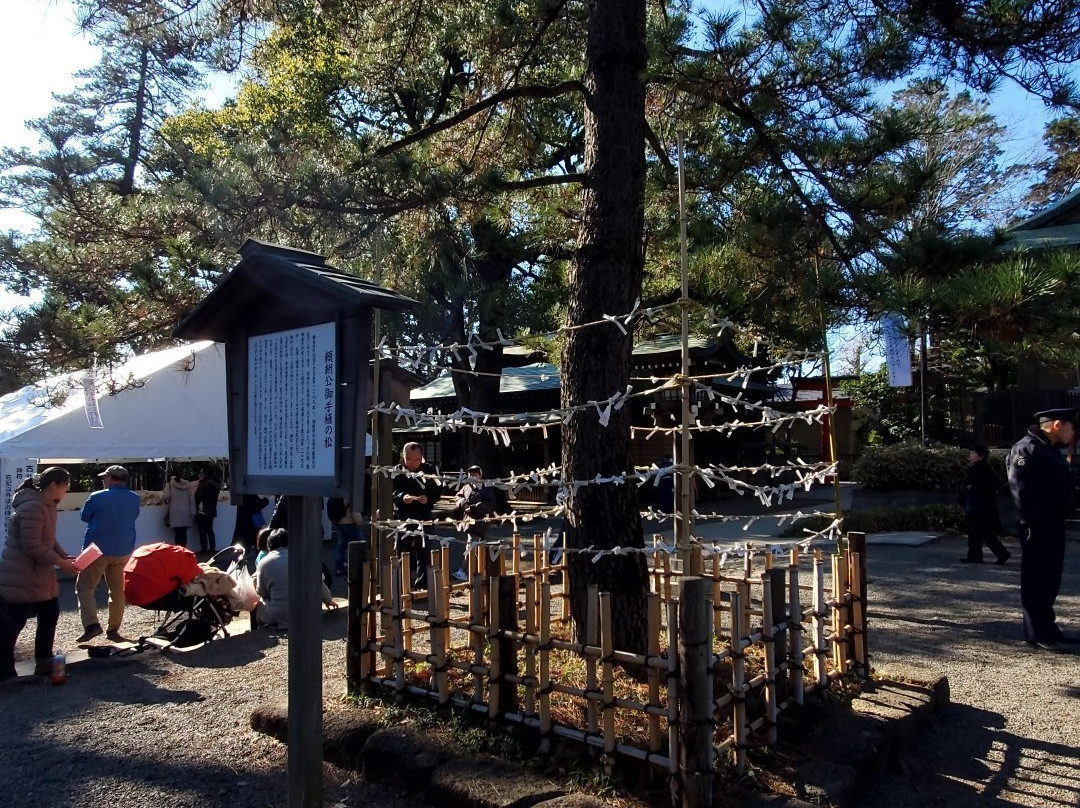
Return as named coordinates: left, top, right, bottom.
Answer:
left=287, top=494, right=324, bottom=808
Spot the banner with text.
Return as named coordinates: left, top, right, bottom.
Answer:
left=881, top=313, right=913, bottom=387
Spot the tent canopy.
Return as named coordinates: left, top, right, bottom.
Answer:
left=0, top=342, right=229, bottom=463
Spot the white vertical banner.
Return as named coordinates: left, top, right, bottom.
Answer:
left=82, top=373, right=104, bottom=428
left=881, top=313, right=913, bottom=387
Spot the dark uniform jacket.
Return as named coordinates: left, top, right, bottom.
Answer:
left=1008, top=426, right=1074, bottom=531
left=392, top=462, right=442, bottom=522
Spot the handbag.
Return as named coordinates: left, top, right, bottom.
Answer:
left=163, top=510, right=171, bottom=528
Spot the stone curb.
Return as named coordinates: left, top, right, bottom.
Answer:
left=250, top=676, right=948, bottom=808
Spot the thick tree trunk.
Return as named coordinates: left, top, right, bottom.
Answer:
left=560, top=0, right=648, bottom=654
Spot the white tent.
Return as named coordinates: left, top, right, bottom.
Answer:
left=0, top=341, right=227, bottom=463
left=0, top=340, right=369, bottom=552
left=0, top=342, right=232, bottom=552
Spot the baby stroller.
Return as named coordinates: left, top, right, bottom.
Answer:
left=123, top=543, right=246, bottom=650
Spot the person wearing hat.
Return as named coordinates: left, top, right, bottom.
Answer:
left=75, top=465, right=141, bottom=644
left=1007, top=408, right=1078, bottom=653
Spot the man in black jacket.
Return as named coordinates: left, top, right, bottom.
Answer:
left=1007, top=407, right=1077, bottom=653
left=392, top=442, right=442, bottom=590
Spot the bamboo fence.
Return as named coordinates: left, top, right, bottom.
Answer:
left=345, top=531, right=869, bottom=802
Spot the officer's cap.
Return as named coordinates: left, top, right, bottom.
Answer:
left=1035, top=407, right=1078, bottom=425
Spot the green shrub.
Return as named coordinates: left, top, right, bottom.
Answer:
left=782, top=504, right=967, bottom=536
left=851, top=442, right=1007, bottom=491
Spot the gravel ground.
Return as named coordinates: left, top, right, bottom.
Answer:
left=1, top=549, right=427, bottom=808
left=860, top=534, right=1080, bottom=808
left=3, top=534, right=1077, bottom=808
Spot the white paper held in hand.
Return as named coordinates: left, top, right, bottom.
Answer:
left=72, top=542, right=103, bottom=572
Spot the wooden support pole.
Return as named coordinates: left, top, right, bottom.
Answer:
left=538, top=581, right=553, bottom=754
left=812, top=549, right=827, bottom=688
left=769, top=566, right=788, bottom=699
left=599, top=591, right=616, bottom=772
left=678, top=577, right=714, bottom=808
left=286, top=495, right=324, bottom=808
left=585, top=586, right=600, bottom=740
left=788, top=551, right=804, bottom=706
left=730, top=589, right=748, bottom=776
left=524, top=578, right=538, bottom=717
left=846, top=531, right=869, bottom=679
left=346, top=547, right=368, bottom=693
left=831, top=552, right=848, bottom=674
left=760, top=571, right=779, bottom=746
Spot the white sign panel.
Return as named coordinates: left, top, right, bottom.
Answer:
left=247, top=322, right=337, bottom=477
left=881, top=313, right=913, bottom=387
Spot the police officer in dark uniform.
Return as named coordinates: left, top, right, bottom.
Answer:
left=1007, top=407, right=1078, bottom=653
left=391, top=442, right=442, bottom=590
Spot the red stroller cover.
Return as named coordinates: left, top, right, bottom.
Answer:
left=123, top=543, right=202, bottom=607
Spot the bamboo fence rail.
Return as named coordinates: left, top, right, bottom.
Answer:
left=346, top=530, right=869, bottom=800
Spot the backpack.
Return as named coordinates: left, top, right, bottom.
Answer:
left=326, top=497, right=348, bottom=523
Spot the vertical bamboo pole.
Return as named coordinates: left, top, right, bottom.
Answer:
left=348, top=555, right=368, bottom=692
left=652, top=534, right=663, bottom=595
left=730, top=590, right=748, bottom=776
left=831, top=552, right=849, bottom=674
left=647, top=592, right=662, bottom=756
left=488, top=573, right=502, bottom=721
left=741, top=545, right=753, bottom=636
left=676, top=132, right=694, bottom=576
left=534, top=533, right=546, bottom=580
left=392, top=557, right=405, bottom=696
left=846, top=531, right=869, bottom=679
left=585, top=585, right=599, bottom=739
left=430, top=572, right=448, bottom=703
left=661, top=545, right=673, bottom=605
left=470, top=550, right=486, bottom=705
left=401, top=550, right=414, bottom=654
left=812, top=549, right=828, bottom=688
left=769, top=563, right=788, bottom=698
left=788, top=551, right=805, bottom=706
left=678, top=577, right=715, bottom=808
left=761, top=571, right=778, bottom=746
left=511, top=531, right=521, bottom=576
left=538, top=581, right=553, bottom=754
left=599, top=591, right=616, bottom=772
left=690, top=544, right=704, bottom=577
left=666, top=600, right=680, bottom=781
left=524, top=577, right=538, bottom=717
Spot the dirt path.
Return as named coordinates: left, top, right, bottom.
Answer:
left=859, top=535, right=1080, bottom=808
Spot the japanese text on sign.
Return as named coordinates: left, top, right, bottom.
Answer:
left=247, top=322, right=337, bottom=477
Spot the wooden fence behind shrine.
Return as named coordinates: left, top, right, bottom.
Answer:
left=345, top=532, right=869, bottom=807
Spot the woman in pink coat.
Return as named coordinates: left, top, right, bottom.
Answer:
left=0, top=467, right=77, bottom=680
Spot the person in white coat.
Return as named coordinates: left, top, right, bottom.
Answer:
left=162, top=475, right=196, bottom=549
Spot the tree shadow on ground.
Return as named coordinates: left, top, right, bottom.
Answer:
left=860, top=701, right=1080, bottom=808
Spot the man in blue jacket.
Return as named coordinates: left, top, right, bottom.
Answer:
left=1007, top=408, right=1077, bottom=653
left=75, top=465, right=141, bottom=643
